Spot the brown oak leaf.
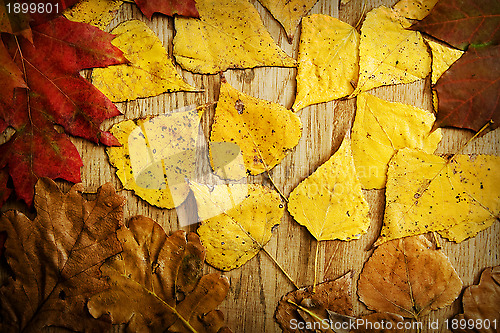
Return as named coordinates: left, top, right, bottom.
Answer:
left=0, top=178, right=125, bottom=332
left=87, top=216, right=231, bottom=333
left=275, top=272, right=353, bottom=333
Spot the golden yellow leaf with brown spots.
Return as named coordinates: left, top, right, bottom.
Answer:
left=377, top=148, right=500, bottom=245
left=425, top=38, right=464, bottom=84
left=106, top=106, right=204, bottom=208
left=393, top=0, right=438, bottom=20
left=352, top=93, right=442, bottom=189
left=293, top=14, right=359, bottom=112
left=173, top=0, right=296, bottom=74
left=287, top=137, right=370, bottom=241
left=92, top=20, right=196, bottom=102
left=64, top=0, right=122, bottom=30
left=352, top=6, right=431, bottom=95
left=191, top=182, right=284, bottom=271
left=257, top=0, right=318, bottom=41
left=210, top=80, right=302, bottom=178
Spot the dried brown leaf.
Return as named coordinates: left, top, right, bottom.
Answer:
left=88, top=216, right=231, bottom=333
left=0, top=178, right=125, bottom=332
left=358, top=235, right=462, bottom=320
left=454, top=266, right=500, bottom=333
left=275, top=272, right=353, bottom=332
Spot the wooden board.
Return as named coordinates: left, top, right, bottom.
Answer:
left=1, top=0, right=499, bottom=332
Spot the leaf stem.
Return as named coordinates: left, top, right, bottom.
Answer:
left=431, top=232, right=441, bottom=249
left=312, top=240, right=319, bottom=293
left=262, top=247, right=299, bottom=289
left=355, top=0, right=367, bottom=29
left=266, top=170, right=288, bottom=203
left=286, top=299, right=323, bottom=323
left=450, top=120, right=493, bottom=161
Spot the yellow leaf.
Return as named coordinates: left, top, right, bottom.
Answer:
left=439, top=154, right=500, bottom=242
left=210, top=80, right=302, bottom=177
left=352, top=6, right=431, bottom=95
left=425, top=38, right=464, bottom=84
left=106, top=107, right=203, bottom=208
left=173, top=0, right=296, bottom=74
left=376, top=148, right=500, bottom=245
left=191, top=182, right=283, bottom=271
left=287, top=137, right=370, bottom=241
left=393, top=0, right=438, bottom=20
left=257, top=0, right=318, bottom=41
left=352, top=93, right=442, bottom=189
left=92, top=20, right=196, bottom=102
left=64, top=0, right=122, bottom=30
left=292, top=15, right=359, bottom=112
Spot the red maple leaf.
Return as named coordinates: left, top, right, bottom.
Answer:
left=133, top=0, right=199, bottom=19
left=0, top=0, right=81, bottom=39
left=0, top=16, right=127, bottom=207
left=434, top=45, right=500, bottom=133
left=0, top=40, right=26, bottom=102
left=412, top=0, right=500, bottom=50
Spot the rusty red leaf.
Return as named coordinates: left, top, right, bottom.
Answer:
left=134, top=0, right=199, bottom=19
left=0, top=0, right=80, bottom=36
left=434, top=45, right=499, bottom=133
left=412, top=0, right=500, bottom=50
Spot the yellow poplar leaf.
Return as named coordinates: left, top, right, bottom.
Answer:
left=64, top=0, right=122, bottom=30
left=287, top=137, right=370, bottom=241
left=257, top=0, right=318, bottom=41
left=209, top=142, right=247, bottom=180
left=106, top=107, right=203, bottom=209
left=210, top=80, right=302, bottom=177
left=425, top=38, right=464, bottom=84
left=292, top=14, right=359, bottom=112
left=376, top=148, right=500, bottom=245
left=173, top=0, right=296, bottom=74
left=92, top=20, right=196, bottom=102
left=393, top=0, right=438, bottom=20
left=352, top=6, right=431, bottom=95
left=191, top=182, right=284, bottom=271
left=352, top=93, right=442, bottom=189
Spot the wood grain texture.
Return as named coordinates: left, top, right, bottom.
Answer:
left=1, top=0, right=499, bottom=332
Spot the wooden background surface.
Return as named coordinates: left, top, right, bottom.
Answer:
left=1, top=0, right=499, bottom=332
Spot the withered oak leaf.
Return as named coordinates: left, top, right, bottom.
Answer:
left=275, top=272, right=353, bottom=333
left=434, top=45, right=499, bottom=133
left=0, top=16, right=127, bottom=207
left=412, top=0, right=500, bottom=50
left=133, top=0, right=199, bottom=19
left=0, top=178, right=125, bottom=332
left=87, top=216, right=232, bottom=333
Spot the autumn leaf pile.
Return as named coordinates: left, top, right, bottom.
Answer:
left=0, top=0, right=499, bottom=332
